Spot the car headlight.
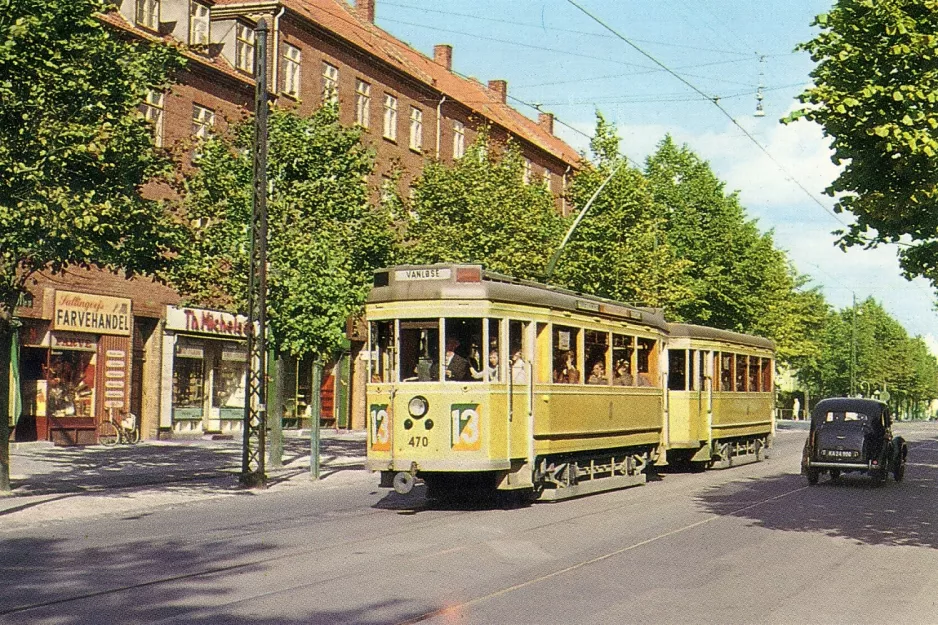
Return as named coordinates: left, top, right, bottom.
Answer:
left=408, top=396, right=429, bottom=418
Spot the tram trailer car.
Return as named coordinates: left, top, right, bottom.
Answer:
left=665, top=324, right=775, bottom=469
left=364, top=264, right=775, bottom=502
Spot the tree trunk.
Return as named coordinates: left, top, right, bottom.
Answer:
left=267, top=351, right=284, bottom=469
left=0, top=318, right=13, bottom=492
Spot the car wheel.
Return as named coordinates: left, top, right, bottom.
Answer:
left=806, top=468, right=820, bottom=485
left=829, top=469, right=841, bottom=482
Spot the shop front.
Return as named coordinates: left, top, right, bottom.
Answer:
left=17, top=291, right=133, bottom=445
left=160, top=306, right=249, bottom=436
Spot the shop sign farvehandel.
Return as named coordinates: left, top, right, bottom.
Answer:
left=53, top=291, right=132, bottom=336
left=165, top=306, right=250, bottom=338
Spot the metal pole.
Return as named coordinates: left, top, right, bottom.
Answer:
left=310, top=359, right=322, bottom=479
left=240, top=17, right=269, bottom=488
left=545, top=160, right=625, bottom=280
left=849, top=293, right=856, bottom=397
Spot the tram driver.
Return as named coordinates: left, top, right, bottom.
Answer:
left=445, top=337, right=472, bottom=381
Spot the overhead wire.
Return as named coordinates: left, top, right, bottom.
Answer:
left=563, top=0, right=850, bottom=232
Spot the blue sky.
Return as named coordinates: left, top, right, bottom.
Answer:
left=372, top=0, right=938, bottom=344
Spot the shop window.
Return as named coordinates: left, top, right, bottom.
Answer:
left=585, top=330, right=609, bottom=385
left=212, top=344, right=247, bottom=418
left=173, top=339, right=204, bottom=419
left=552, top=324, right=581, bottom=384
left=46, top=349, right=97, bottom=417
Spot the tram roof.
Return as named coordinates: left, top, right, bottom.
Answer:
left=667, top=323, right=775, bottom=351
left=368, top=264, right=669, bottom=331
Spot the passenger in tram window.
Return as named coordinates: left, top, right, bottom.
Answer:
left=636, top=372, right=654, bottom=387
left=613, top=360, right=633, bottom=386
left=554, top=350, right=580, bottom=384
left=510, top=347, right=527, bottom=383
left=444, top=337, right=471, bottom=381
left=587, top=361, right=606, bottom=385
left=471, top=349, right=500, bottom=381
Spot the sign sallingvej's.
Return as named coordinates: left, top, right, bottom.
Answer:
left=53, top=291, right=132, bottom=336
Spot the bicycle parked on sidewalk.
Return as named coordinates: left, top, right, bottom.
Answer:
left=97, top=408, right=140, bottom=446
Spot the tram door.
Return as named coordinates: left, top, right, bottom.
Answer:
left=507, top=320, right=531, bottom=460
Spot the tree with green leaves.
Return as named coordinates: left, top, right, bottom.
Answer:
left=644, top=135, right=828, bottom=364
left=0, top=0, right=184, bottom=491
left=169, top=105, right=395, bottom=361
left=553, top=115, right=693, bottom=309
left=787, top=0, right=938, bottom=289
left=402, top=131, right=566, bottom=279
left=797, top=298, right=938, bottom=416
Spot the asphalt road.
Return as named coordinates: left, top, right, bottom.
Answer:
left=2, top=422, right=937, bottom=625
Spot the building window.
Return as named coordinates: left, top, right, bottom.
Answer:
left=141, top=90, right=164, bottom=147
left=322, top=62, right=338, bottom=105
left=189, top=2, right=210, bottom=45
left=355, top=79, right=371, bottom=128
left=523, top=158, right=532, bottom=184
left=192, top=104, right=215, bottom=139
left=453, top=120, right=465, bottom=159
left=383, top=94, right=398, bottom=141
left=136, top=0, right=159, bottom=31
left=409, top=106, right=423, bottom=152
left=235, top=23, right=255, bottom=74
left=283, top=44, right=301, bottom=98
left=543, top=170, right=552, bottom=191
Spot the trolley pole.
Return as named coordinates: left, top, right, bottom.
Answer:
left=241, top=17, right=269, bottom=488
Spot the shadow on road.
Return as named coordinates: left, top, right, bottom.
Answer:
left=0, top=536, right=423, bottom=624
left=696, top=439, right=938, bottom=549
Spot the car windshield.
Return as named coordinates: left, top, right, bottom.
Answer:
left=822, top=411, right=870, bottom=423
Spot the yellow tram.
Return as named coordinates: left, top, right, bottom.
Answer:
left=665, top=324, right=775, bottom=468
left=365, top=264, right=774, bottom=501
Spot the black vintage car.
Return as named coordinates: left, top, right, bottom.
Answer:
left=802, top=398, right=907, bottom=485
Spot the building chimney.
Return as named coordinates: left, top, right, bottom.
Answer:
left=488, top=79, right=507, bottom=104
left=538, top=112, right=554, bottom=135
left=433, top=44, right=452, bottom=71
left=357, top=0, right=375, bottom=23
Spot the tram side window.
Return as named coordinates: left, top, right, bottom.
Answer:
left=470, top=318, right=502, bottom=381
left=719, top=352, right=733, bottom=391
left=748, top=356, right=760, bottom=392
left=585, top=330, right=609, bottom=385
left=691, top=350, right=703, bottom=391
left=761, top=358, right=773, bottom=393
left=553, top=325, right=581, bottom=384
left=735, top=354, right=748, bottom=391
left=612, top=334, right=634, bottom=386
left=369, top=321, right=394, bottom=383
left=668, top=349, right=687, bottom=391
left=445, top=318, right=483, bottom=383
left=509, top=320, right=529, bottom=383
left=399, top=320, right=439, bottom=382
left=636, top=337, right=657, bottom=386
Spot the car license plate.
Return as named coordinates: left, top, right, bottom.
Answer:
left=826, top=450, right=853, bottom=457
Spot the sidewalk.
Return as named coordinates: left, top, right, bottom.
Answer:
left=0, top=429, right=368, bottom=531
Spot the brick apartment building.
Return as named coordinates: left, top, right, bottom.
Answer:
left=10, top=0, right=581, bottom=444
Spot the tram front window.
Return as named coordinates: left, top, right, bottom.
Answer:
left=369, top=321, right=394, bottom=383
left=445, top=318, right=483, bottom=383
left=399, top=320, right=439, bottom=382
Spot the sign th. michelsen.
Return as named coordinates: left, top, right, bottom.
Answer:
left=53, top=291, right=132, bottom=336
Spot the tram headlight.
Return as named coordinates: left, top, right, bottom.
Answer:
left=408, top=396, right=429, bottom=418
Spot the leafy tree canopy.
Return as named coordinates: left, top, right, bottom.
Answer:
left=787, top=0, right=938, bottom=288
left=402, top=130, right=565, bottom=280
left=0, top=0, right=184, bottom=320
left=553, top=114, right=693, bottom=310
left=169, top=105, right=396, bottom=360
